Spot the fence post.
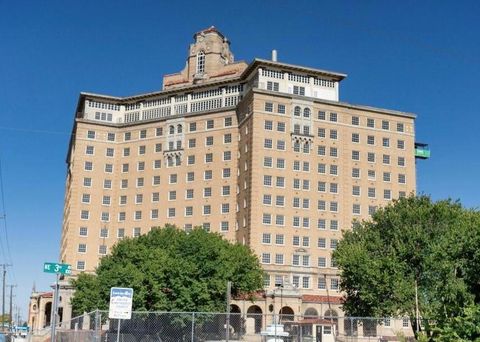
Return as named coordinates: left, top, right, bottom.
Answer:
left=191, top=312, right=195, bottom=342
left=94, top=310, right=101, bottom=342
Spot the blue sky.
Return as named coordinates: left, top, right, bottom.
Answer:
left=0, top=0, right=479, bottom=320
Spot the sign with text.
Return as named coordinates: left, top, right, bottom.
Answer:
left=43, top=262, right=72, bottom=275
left=109, top=287, right=134, bottom=319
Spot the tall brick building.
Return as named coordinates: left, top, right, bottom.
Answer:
left=59, top=27, right=420, bottom=332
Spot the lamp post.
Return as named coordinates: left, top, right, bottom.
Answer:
left=275, top=280, right=284, bottom=323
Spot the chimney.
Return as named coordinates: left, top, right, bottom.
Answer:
left=271, top=49, right=277, bottom=62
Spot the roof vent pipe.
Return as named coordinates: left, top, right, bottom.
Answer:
left=272, top=49, right=277, bottom=62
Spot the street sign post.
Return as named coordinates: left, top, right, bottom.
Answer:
left=109, top=287, right=134, bottom=342
left=43, top=262, right=71, bottom=342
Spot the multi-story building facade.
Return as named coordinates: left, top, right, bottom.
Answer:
left=59, top=27, right=417, bottom=334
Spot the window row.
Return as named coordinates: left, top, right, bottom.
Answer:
left=261, top=213, right=339, bottom=227
left=85, top=117, right=234, bottom=141
left=264, top=274, right=340, bottom=291
left=80, top=205, right=234, bottom=222
left=261, top=234, right=339, bottom=248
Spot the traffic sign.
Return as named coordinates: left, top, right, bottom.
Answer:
left=43, top=262, right=72, bottom=275
left=109, top=287, right=134, bottom=319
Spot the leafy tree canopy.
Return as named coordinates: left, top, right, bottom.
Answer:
left=71, top=225, right=264, bottom=316
left=333, top=195, right=480, bottom=338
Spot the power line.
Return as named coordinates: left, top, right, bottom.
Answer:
left=0, top=126, right=72, bottom=136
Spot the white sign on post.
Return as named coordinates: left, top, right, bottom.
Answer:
left=109, top=287, right=134, bottom=319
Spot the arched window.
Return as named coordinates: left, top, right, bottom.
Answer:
left=294, top=106, right=301, bottom=116
left=169, top=125, right=175, bottom=135
left=177, top=124, right=183, bottom=133
left=303, top=108, right=311, bottom=118
left=197, top=51, right=205, bottom=74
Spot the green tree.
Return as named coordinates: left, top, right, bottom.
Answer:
left=71, top=225, right=264, bottom=316
left=333, top=195, right=480, bottom=339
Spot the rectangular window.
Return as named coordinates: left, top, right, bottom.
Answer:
left=329, top=147, right=338, bottom=158
left=329, top=112, right=337, bottom=122
left=262, top=213, right=272, bottom=225
left=318, top=238, right=326, bottom=248
left=397, top=123, right=405, bottom=132
left=264, top=139, right=273, bottom=149
left=204, top=170, right=212, bottom=180
left=367, top=118, right=375, bottom=128
left=318, top=219, right=326, bottom=230
left=383, top=154, right=391, bottom=165
left=382, top=138, right=390, bottom=147
left=79, top=227, right=88, bottom=236
left=368, top=152, right=376, bottom=163
left=352, top=168, right=360, bottom=178
left=317, top=145, right=326, bottom=156
left=264, top=120, right=273, bottom=130
left=276, top=140, right=285, bottom=150
left=329, top=129, right=338, bottom=140
left=352, top=133, right=359, bottom=143
left=275, top=195, right=285, bottom=207
left=107, top=132, right=115, bottom=141
left=203, top=187, right=212, bottom=197
left=262, top=253, right=271, bottom=264
left=383, top=172, right=391, bottom=182
left=206, top=120, right=214, bottom=129
left=330, top=165, right=338, bottom=176
left=275, top=215, right=284, bottom=226
left=352, top=150, right=360, bottom=161
left=264, top=102, right=273, bottom=112
left=382, top=120, right=390, bottom=130
left=224, top=117, right=233, bottom=127
left=276, top=176, right=285, bottom=187
left=352, top=116, right=359, bottom=125
left=352, top=185, right=360, bottom=196
left=398, top=174, right=406, bottom=184
left=278, top=104, right=286, bottom=114
left=397, top=140, right=405, bottom=149
left=221, top=203, right=230, bottom=214
left=224, top=134, right=232, bottom=144
left=353, top=204, right=361, bottom=215
left=263, top=175, right=272, bottom=186
left=277, top=122, right=285, bottom=132
left=262, top=233, right=271, bottom=244
left=318, top=128, right=326, bottom=138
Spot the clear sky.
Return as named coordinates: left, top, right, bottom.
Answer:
left=0, top=0, right=479, bottom=321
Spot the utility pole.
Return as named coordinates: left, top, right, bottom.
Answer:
left=7, top=284, right=16, bottom=329
left=0, top=264, right=12, bottom=331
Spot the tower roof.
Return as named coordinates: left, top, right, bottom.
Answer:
left=193, top=26, right=226, bottom=40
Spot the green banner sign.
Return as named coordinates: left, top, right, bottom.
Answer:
left=43, top=262, right=72, bottom=275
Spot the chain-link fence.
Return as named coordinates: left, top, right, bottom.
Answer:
left=46, top=311, right=420, bottom=342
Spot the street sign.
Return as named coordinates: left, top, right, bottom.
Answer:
left=43, top=262, right=72, bottom=275
left=109, top=287, right=134, bottom=319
